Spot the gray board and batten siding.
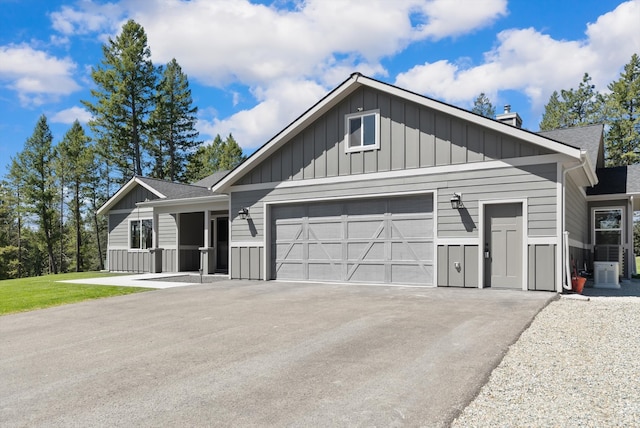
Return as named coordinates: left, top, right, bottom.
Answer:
left=229, top=86, right=561, bottom=287
left=237, top=86, right=553, bottom=185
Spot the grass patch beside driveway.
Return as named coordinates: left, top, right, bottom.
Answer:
left=0, top=272, right=150, bottom=315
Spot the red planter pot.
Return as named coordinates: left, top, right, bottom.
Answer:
left=571, top=276, right=586, bottom=294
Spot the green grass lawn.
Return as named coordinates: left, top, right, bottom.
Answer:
left=0, top=272, right=151, bottom=315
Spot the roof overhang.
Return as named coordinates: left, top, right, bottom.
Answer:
left=211, top=73, right=586, bottom=193
left=137, top=194, right=228, bottom=208
left=97, top=177, right=165, bottom=216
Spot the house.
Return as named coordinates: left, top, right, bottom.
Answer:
left=100, top=73, right=637, bottom=291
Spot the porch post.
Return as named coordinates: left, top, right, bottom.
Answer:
left=199, top=210, right=214, bottom=274
left=150, top=210, right=163, bottom=273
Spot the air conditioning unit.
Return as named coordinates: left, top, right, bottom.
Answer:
left=593, top=262, right=620, bottom=289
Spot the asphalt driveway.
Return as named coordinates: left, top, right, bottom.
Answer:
left=1, top=280, right=554, bottom=427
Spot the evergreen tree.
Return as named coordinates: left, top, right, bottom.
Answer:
left=219, top=134, right=246, bottom=170
left=604, top=54, right=640, bottom=166
left=13, top=115, right=59, bottom=274
left=539, top=73, right=604, bottom=130
left=85, top=144, right=108, bottom=271
left=0, top=180, right=19, bottom=279
left=57, top=121, right=92, bottom=271
left=185, top=134, right=245, bottom=182
left=471, top=93, right=495, bottom=118
left=149, top=58, right=200, bottom=182
left=82, top=19, right=157, bottom=182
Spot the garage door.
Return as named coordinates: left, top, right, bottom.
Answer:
left=271, top=195, right=433, bottom=285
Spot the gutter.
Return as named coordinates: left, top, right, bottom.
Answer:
left=136, top=194, right=228, bottom=208
left=561, top=154, right=590, bottom=291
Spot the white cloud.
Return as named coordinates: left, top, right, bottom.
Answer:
left=0, top=44, right=80, bottom=106
left=49, top=3, right=124, bottom=37
left=395, top=0, right=640, bottom=112
left=50, top=106, right=93, bottom=125
left=198, top=78, right=327, bottom=150
left=412, top=0, right=507, bottom=40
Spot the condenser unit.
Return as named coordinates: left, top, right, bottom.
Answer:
left=593, top=262, right=620, bottom=289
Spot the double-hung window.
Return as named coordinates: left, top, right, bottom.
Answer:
left=593, top=208, right=622, bottom=245
left=345, top=110, right=380, bottom=152
left=130, top=219, right=153, bottom=250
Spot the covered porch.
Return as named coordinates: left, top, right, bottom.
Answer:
left=140, top=195, right=229, bottom=275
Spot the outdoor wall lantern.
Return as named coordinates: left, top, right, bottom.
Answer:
left=238, top=207, right=250, bottom=220
left=450, top=193, right=463, bottom=210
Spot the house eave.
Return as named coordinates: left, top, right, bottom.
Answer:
left=136, top=194, right=228, bottom=208
left=97, top=176, right=165, bottom=216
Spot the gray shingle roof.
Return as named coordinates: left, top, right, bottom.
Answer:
left=537, top=124, right=604, bottom=168
left=191, top=170, right=230, bottom=189
left=136, top=177, right=213, bottom=200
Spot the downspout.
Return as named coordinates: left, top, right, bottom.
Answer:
left=561, top=155, right=588, bottom=290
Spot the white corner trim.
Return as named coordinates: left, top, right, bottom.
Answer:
left=230, top=241, right=265, bottom=247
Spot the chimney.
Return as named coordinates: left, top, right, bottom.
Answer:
left=496, top=104, right=522, bottom=128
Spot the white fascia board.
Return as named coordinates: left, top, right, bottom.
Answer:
left=137, top=194, right=228, bottom=208
left=357, top=75, right=584, bottom=159
left=211, top=75, right=363, bottom=193
left=97, top=177, right=165, bottom=216
left=581, top=151, right=599, bottom=186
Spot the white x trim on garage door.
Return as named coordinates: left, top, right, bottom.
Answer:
left=271, top=195, right=434, bottom=285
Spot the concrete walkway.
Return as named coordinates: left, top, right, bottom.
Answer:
left=59, top=272, right=227, bottom=289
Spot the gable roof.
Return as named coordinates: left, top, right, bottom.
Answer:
left=191, top=170, right=230, bottom=190
left=211, top=73, right=589, bottom=193
left=97, top=175, right=219, bottom=215
left=537, top=124, right=604, bottom=169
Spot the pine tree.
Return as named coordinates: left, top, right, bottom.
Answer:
left=471, top=93, right=495, bottom=118
left=57, top=121, right=92, bottom=271
left=539, top=73, right=604, bottom=131
left=14, top=115, right=59, bottom=274
left=185, top=134, right=245, bottom=182
left=149, top=58, right=200, bottom=182
left=82, top=19, right=157, bottom=182
left=605, top=54, right=640, bottom=166
left=219, top=134, right=246, bottom=170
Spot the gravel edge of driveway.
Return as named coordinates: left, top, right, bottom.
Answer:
left=452, top=295, right=640, bottom=427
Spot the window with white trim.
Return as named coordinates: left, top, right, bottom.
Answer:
left=593, top=208, right=622, bottom=245
left=130, top=219, right=153, bottom=249
left=345, top=110, right=380, bottom=152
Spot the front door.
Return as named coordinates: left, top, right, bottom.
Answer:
left=484, top=203, right=522, bottom=289
left=216, top=217, right=229, bottom=273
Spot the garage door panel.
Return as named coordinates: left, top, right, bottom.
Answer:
left=308, top=203, right=342, bottom=218
left=347, top=242, right=385, bottom=261
left=391, top=218, right=433, bottom=239
left=275, top=242, right=303, bottom=259
left=273, top=205, right=307, bottom=220
left=271, top=195, right=434, bottom=285
left=308, top=263, right=341, bottom=281
left=347, top=221, right=384, bottom=239
left=391, top=264, right=433, bottom=284
left=348, top=263, right=385, bottom=282
left=308, top=242, right=341, bottom=260
left=308, top=222, right=342, bottom=240
left=391, top=242, right=433, bottom=261
left=274, top=223, right=303, bottom=240
left=275, top=262, right=304, bottom=279
left=346, top=200, right=386, bottom=216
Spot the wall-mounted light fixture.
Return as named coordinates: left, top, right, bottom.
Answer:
left=450, top=193, right=463, bottom=210
left=238, top=207, right=250, bottom=220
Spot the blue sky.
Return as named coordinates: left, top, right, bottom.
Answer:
left=1, top=0, right=639, bottom=178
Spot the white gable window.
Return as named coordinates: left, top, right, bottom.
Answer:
left=130, top=219, right=153, bottom=250
left=345, top=110, right=380, bottom=152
